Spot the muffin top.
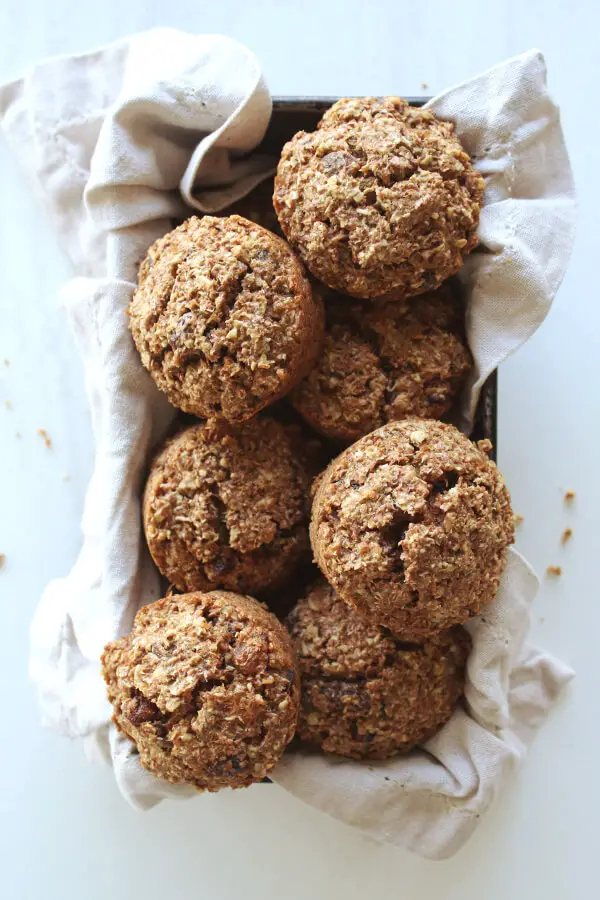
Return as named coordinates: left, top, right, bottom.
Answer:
left=310, top=418, right=514, bottom=639
left=290, top=283, right=472, bottom=441
left=130, top=214, right=324, bottom=422
left=102, top=590, right=300, bottom=791
left=274, top=97, right=485, bottom=299
left=143, top=416, right=315, bottom=596
left=286, top=579, right=470, bottom=759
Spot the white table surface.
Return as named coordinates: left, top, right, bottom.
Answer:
left=0, top=2, right=598, bottom=898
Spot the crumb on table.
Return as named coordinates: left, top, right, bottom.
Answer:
left=564, top=490, right=576, bottom=503
left=421, top=82, right=429, bottom=89
left=15, top=431, right=21, bottom=439
left=546, top=565, right=562, bottom=578
left=514, top=514, right=524, bottom=527
left=4, top=400, right=12, bottom=410
left=561, top=528, right=573, bottom=544
left=61, top=473, right=70, bottom=482
left=3, top=359, right=9, bottom=366
left=0, top=554, right=5, bottom=569
left=539, top=617, right=545, bottom=623
left=38, top=428, right=52, bottom=448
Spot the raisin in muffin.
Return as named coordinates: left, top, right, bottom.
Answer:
left=274, top=97, right=485, bottom=299
left=291, top=283, right=471, bottom=441
left=286, top=579, right=470, bottom=759
left=102, top=590, right=300, bottom=791
left=130, top=215, right=324, bottom=422
left=310, top=419, right=514, bottom=639
left=143, top=416, right=315, bottom=596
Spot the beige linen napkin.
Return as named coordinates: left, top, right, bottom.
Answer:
left=0, top=28, right=575, bottom=859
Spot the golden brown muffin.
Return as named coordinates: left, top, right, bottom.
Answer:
left=290, top=283, right=471, bottom=441
left=310, top=419, right=514, bottom=639
left=102, top=591, right=300, bottom=791
left=143, top=416, right=315, bottom=596
left=274, top=97, right=485, bottom=299
left=286, top=579, right=470, bottom=759
left=129, top=215, right=324, bottom=422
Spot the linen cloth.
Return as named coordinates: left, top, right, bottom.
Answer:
left=0, top=28, right=576, bottom=859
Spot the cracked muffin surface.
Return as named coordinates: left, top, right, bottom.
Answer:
left=290, top=283, right=471, bottom=441
left=273, top=97, right=485, bottom=299
left=143, top=416, right=315, bottom=596
left=310, top=419, right=514, bottom=639
left=129, top=214, right=324, bottom=422
left=286, top=579, right=470, bottom=759
left=102, top=590, right=300, bottom=791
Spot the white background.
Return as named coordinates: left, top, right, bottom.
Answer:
left=0, top=2, right=598, bottom=898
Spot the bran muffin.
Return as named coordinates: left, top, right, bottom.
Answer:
left=310, top=419, right=514, bottom=639
left=143, top=416, right=315, bottom=596
left=290, top=283, right=472, bottom=441
left=102, top=590, right=300, bottom=790
left=286, top=579, right=470, bottom=759
left=130, top=215, right=324, bottom=422
left=273, top=97, right=485, bottom=299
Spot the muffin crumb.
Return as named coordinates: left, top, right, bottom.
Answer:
left=561, top=528, right=573, bottom=544
left=38, top=428, right=52, bottom=448
left=5, top=400, right=12, bottom=410
left=546, top=565, right=562, bottom=577
left=514, top=514, right=524, bottom=527
left=0, top=554, right=5, bottom=569
left=563, top=490, right=576, bottom=503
